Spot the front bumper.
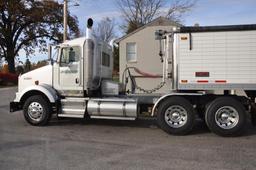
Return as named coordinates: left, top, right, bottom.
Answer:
left=10, top=102, right=21, bottom=112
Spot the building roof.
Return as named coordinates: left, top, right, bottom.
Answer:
left=115, top=16, right=182, bottom=43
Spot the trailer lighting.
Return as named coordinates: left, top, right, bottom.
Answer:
left=181, top=80, right=188, bottom=83
left=197, top=80, right=208, bottom=83
left=181, top=37, right=188, bottom=40
left=215, top=80, right=227, bottom=83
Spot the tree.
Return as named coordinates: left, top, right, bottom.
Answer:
left=93, top=17, right=116, bottom=43
left=0, top=58, right=2, bottom=70
left=31, top=60, right=48, bottom=70
left=0, top=0, right=80, bottom=73
left=24, top=58, right=31, bottom=72
left=117, top=0, right=196, bottom=33
left=126, top=20, right=142, bottom=34
left=113, top=46, right=119, bottom=72
left=165, top=0, right=195, bottom=23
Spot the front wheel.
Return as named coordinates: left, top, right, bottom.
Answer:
left=23, top=95, right=52, bottom=126
left=157, top=97, right=195, bottom=135
left=205, top=97, right=247, bottom=137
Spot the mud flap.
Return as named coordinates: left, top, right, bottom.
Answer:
left=10, top=102, right=21, bottom=112
left=251, top=103, right=256, bottom=126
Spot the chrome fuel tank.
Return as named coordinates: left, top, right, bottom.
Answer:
left=87, top=98, right=137, bottom=117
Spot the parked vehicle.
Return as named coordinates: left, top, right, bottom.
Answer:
left=10, top=19, right=256, bottom=136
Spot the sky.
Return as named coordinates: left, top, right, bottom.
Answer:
left=18, top=0, right=256, bottom=63
left=72, top=0, right=256, bottom=29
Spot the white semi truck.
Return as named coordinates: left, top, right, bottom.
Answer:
left=10, top=19, right=256, bottom=136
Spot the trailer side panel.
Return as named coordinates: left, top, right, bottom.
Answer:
left=176, top=29, right=256, bottom=90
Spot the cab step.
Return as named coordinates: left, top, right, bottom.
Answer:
left=90, top=115, right=136, bottom=120
left=58, top=97, right=88, bottom=118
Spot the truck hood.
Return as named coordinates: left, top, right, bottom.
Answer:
left=18, top=65, right=52, bottom=92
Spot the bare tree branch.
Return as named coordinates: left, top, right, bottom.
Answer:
left=117, top=0, right=196, bottom=33
left=93, top=17, right=116, bottom=43
left=166, top=0, right=196, bottom=23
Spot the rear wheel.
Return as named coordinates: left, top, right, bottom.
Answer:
left=157, top=97, right=195, bottom=135
left=23, top=95, right=52, bottom=126
left=205, top=97, right=246, bottom=136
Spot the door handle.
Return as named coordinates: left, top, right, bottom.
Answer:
left=75, top=78, right=79, bottom=84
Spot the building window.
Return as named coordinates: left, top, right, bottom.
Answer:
left=102, top=52, right=110, bottom=67
left=126, top=42, right=137, bottom=62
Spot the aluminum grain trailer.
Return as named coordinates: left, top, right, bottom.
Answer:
left=154, top=25, right=256, bottom=136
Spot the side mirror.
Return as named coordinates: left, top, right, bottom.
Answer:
left=155, top=30, right=165, bottom=40
left=48, top=45, right=52, bottom=60
left=48, top=45, right=54, bottom=65
left=69, top=48, right=76, bottom=62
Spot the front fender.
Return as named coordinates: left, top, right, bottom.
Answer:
left=14, top=84, right=58, bottom=103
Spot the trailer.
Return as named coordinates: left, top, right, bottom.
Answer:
left=10, top=19, right=256, bottom=136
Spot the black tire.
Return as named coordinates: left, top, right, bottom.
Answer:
left=205, top=97, right=246, bottom=137
left=157, top=96, right=195, bottom=135
left=23, top=95, right=52, bottom=126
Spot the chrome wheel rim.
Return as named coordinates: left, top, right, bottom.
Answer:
left=215, top=106, right=239, bottom=129
left=28, top=102, right=44, bottom=122
left=164, top=105, right=188, bottom=128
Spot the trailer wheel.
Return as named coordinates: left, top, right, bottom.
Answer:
left=23, top=95, right=52, bottom=126
left=157, top=97, right=195, bottom=135
left=205, top=97, right=246, bottom=136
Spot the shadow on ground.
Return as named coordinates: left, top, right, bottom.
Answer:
left=47, top=116, right=256, bottom=136
left=48, top=117, right=212, bottom=135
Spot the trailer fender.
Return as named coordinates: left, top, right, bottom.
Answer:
left=151, top=93, right=203, bottom=116
left=14, top=84, right=59, bottom=104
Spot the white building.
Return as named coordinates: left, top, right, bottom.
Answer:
left=116, top=17, right=181, bottom=93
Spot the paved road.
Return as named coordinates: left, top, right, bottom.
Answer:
left=0, top=87, right=256, bottom=170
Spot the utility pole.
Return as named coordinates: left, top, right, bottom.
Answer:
left=63, top=0, right=68, bottom=42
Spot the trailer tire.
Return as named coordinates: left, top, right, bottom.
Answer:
left=205, top=97, right=246, bottom=137
left=23, top=95, right=52, bottom=126
left=157, top=97, right=195, bottom=135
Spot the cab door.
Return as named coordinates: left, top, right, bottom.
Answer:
left=55, top=46, right=83, bottom=96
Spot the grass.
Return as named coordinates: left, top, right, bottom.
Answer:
left=112, top=75, right=119, bottom=83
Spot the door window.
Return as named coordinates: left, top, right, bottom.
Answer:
left=60, top=46, right=81, bottom=66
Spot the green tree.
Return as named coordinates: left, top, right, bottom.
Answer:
left=0, top=0, right=80, bottom=73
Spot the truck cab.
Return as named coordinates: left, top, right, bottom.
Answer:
left=10, top=19, right=125, bottom=124
left=52, top=36, right=113, bottom=97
